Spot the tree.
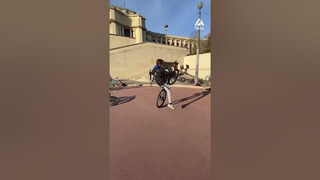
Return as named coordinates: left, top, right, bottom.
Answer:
left=189, top=30, right=198, bottom=54
left=188, top=31, right=211, bottom=55
left=203, top=32, right=211, bottom=53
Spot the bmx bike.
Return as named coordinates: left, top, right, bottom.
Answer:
left=156, top=72, right=177, bottom=108
left=203, top=74, right=211, bottom=89
left=109, top=77, right=123, bottom=88
left=154, top=68, right=179, bottom=108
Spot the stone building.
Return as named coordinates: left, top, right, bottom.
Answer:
left=108, top=5, right=210, bottom=81
left=109, top=5, right=195, bottom=49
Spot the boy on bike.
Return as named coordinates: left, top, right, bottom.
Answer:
left=153, top=59, right=175, bottom=110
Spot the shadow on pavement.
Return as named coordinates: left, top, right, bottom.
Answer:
left=170, top=90, right=211, bottom=109
left=110, top=84, right=152, bottom=91
left=114, top=96, right=136, bottom=106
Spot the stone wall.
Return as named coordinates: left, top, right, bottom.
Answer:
left=183, top=53, right=211, bottom=79
left=110, top=35, right=135, bottom=49
left=110, top=42, right=188, bottom=81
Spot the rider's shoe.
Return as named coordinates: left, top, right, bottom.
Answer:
left=168, top=103, right=175, bottom=110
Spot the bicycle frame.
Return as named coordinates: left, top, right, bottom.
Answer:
left=109, top=77, right=116, bottom=85
left=109, top=77, right=121, bottom=87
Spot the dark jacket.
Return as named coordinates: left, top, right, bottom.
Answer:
left=154, top=67, right=170, bottom=86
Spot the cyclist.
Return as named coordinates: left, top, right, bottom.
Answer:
left=185, top=64, right=189, bottom=73
left=180, top=64, right=184, bottom=72
left=153, top=59, right=175, bottom=110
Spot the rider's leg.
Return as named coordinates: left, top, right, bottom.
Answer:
left=163, top=83, right=174, bottom=109
left=163, top=83, right=172, bottom=104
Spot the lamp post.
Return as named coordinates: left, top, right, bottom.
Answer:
left=194, top=2, right=203, bottom=85
left=164, top=24, right=168, bottom=35
left=164, top=24, right=168, bottom=44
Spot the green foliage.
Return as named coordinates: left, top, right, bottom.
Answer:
left=188, top=31, right=211, bottom=55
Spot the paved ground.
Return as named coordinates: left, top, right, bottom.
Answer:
left=110, top=86, right=211, bottom=180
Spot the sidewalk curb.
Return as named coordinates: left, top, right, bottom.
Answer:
left=110, top=83, right=208, bottom=90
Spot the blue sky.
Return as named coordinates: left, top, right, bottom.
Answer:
left=110, top=0, right=211, bottom=38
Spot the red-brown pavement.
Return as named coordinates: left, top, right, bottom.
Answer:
left=110, top=86, right=211, bottom=180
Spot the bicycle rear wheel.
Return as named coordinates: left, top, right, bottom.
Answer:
left=156, top=89, right=167, bottom=108
left=205, top=76, right=211, bottom=82
left=178, top=76, right=186, bottom=83
left=110, top=96, right=119, bottom=106
left=116, top=80, right=123, bottom=87
left=188, top=79, right=195, bottom=84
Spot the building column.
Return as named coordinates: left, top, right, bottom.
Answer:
left=135, top=28, right=143, bottom=43
left=109, top=22, right=117, bottom=34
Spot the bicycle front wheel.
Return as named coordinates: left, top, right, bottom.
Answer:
left=156, top=89, right=167, bottom=108
left=168, top=70, right=179, bottom=85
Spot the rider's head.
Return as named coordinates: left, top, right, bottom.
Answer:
left=156, top=59, right=164, bottom=66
